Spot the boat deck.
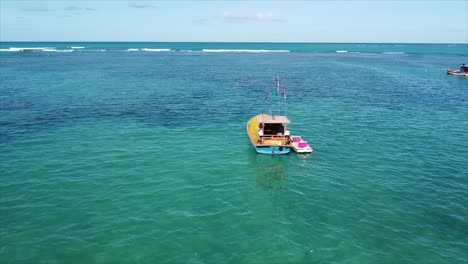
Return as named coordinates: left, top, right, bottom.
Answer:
left=256, top=135, right=289, bottom=146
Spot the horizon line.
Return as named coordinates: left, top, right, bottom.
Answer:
left=1, top=40, right=467, bottom=45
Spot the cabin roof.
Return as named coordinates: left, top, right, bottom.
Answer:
left=256, top=115, right=291, bottom=124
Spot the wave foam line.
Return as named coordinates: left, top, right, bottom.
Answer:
left=43, top=48, right=74, bottom=53
left=71, top=46, right=85, bottom=49
left=141, top=48, right=172, bottom=52
left=0, top=47, right=76, bottom=52
left=0, top=47, right=54, bottom=52
left=126, top=48, right=172, bottom=52
left=202, top=49, right=290, bottom=53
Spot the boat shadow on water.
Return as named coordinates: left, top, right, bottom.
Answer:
left=247, top=151, right=291, bottom=192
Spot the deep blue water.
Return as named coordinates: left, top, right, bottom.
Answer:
left=1, top=42, right=468, bottom=263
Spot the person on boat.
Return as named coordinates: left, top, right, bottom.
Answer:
left=460, top=63, right=468, bottom=73
left=258, top=123, right=264, bottom=136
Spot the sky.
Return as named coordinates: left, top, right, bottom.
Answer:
left=1, top=0, right=467, bottom=43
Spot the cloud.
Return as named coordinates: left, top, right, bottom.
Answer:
left=221, top=11, right=283, bottom=22
left=21, top=6, right=51, bottom=12
left=255, top=12, right=283, bottom=22
left=62, top=6, right=96, bottom=17
left=128, top=2, right=156, bottom=9
left=64, top=6, right=96, bottom=11
left=65, top=6, right=81, bottom=11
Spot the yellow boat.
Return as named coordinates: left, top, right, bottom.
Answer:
left=246, top=113, right=292, bottom=154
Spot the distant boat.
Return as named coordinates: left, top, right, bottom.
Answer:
left=247, top=113, right=292, bottom=155
left=447, top=67, right=468, bottom=77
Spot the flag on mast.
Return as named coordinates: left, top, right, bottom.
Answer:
left=282, top=84, right=286, bottom=99
left=275, top=77, right=279, bottom=93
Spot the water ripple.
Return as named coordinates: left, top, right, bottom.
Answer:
left=1, top=50, right=467, bottom=264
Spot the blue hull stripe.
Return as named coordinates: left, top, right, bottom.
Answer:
left=255, top=146, right=291, bottom=155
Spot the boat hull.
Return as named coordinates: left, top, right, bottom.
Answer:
left=447, top=69, right=468, bottom=76
left=255, top=146, right=292, bottom=155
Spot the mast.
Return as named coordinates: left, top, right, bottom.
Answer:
left=282, top=83, right=287, bottom=116
left=264, top=89, right=271, bottom=116
left=275, top=77, right=280, bottom=115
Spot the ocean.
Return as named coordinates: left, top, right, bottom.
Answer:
left=1, top=42, right=467, bottom=263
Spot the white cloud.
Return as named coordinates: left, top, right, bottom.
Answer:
left=65, top=6, right=82, bottom=11
left=64, top=6, right=95, bottom=11
left=255, top=11, right=282, bottom=22
left=63, top=6, right=95, bottom=16
left=221, top=11, right=283, bottom=22
left=128, top=2, right=156, bottom=9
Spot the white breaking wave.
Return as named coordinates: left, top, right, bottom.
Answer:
left=0, top=47, right=76, bottom=52
left=202, top=49, right=290, bottom=53
left=141, top=48, right=172, bottom=52
left=43, top=49, right=74, bottom=52
left=71, top=46, right=85, bottom=49
left=336, top=50, right=361, bottom=54
left=0, top=47, right=55, bottom=52
left=126, top=48, right=172, bottom=52
left=17, top=47, right=50, bottom=51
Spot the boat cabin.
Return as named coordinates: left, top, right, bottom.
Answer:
left=256, top=115, right=290, bottom=137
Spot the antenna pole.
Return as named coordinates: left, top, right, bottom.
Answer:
left=275, top=77, right=280, bottom=115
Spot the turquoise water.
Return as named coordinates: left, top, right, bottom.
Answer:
left=1, top=43, right=468, bottom=263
